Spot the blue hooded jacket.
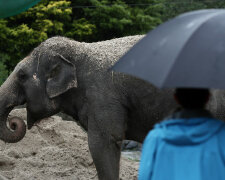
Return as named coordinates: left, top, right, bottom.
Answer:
left=139, top=109, right=225, bottom=180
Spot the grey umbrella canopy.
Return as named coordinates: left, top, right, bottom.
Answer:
left=111, top=9, right=225, bottom=89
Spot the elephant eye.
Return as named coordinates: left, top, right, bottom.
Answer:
left=49, top=65, right=61, bottom=79
left=18, top=70, right=27, bottom=82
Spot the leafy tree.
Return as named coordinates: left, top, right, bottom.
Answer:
left=65, top=18, right=96, bottom=42
left=160, top=0, right=225, bottom=21
left=0, top=62, right=8, bottom=85
left=82, top=0, right=164, bottom=40
left=0, top=0, right=72, bottom=71
left=84, top=0, right=132, bottom=40
left=0, top=53, right=9, bottom=85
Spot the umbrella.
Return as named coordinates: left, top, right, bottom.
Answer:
left=111, top=9, right=225, bottom=89
left=0, top=0, right=40, bottom=18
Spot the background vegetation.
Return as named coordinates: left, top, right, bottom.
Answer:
left=0, top=0, right=225, bottom=84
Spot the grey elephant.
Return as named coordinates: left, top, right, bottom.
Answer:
left=0, top=35, right=224, bottom=180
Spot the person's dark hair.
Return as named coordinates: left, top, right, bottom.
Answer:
left=174, top=88, right=210, bottom=109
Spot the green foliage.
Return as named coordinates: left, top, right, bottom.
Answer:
left=160, top=0, right=206, bottom=21
left=0, top=0, right=72, bottom=71
left=0, top=62, right=8, bottom=85
left=160, top=0, right=225, bottom=21
left=65, top=18, right=96, bottom=42
left=1, top=0, right=225, bottom=85
left=84, top=0, right=132, bottom=39
left=0, top=53, right=9, bottom=85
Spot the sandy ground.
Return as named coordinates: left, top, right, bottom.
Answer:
left=0, top=109, right=139, bottom=180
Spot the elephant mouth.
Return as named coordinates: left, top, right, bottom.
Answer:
left=26, top=108, right=59, bottom=129
left=26, top=100, right=61, bottom=130
left=27, top=119, right=42, bottom=130
left=27, top=111, right=43, bottom=130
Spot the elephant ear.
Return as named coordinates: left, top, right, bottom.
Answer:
left=46, top=53, right=77, bottom=98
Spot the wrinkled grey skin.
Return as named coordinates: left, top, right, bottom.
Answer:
left=0, top=35, right=224, bottom=180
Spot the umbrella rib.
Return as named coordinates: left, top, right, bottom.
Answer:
left=161, top=11, right=225, bottom=88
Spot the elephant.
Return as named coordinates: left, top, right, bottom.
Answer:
left=0, top=35, right=224, bottom=180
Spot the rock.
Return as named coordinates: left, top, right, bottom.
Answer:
left=122, top=140, right=142, bottom=151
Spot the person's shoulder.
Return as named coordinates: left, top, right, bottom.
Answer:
left=210, top=118, right=225, bottom=127
left=145, top=128, right=164, bottom=142
left=217, top=121, right=225, bottom=134
left=143, top=129, right=162, bottom=148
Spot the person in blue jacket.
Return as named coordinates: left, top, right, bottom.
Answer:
left=139, top=88, right=225, bottom=180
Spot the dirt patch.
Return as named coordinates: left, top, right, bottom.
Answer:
left=0, top=109, right=139, bottom=180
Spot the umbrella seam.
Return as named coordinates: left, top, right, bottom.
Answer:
left=161, top=10, right=225, bottom=88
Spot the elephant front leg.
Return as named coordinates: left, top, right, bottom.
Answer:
left=87, top=105, right=126, bottom=180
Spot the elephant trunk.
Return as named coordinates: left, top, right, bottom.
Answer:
left=0, top=73, right=26, bottom=143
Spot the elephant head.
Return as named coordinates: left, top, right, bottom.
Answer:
left=0, top=37, right=78, bottom=143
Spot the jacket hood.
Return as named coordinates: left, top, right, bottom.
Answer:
left=155, top=109, right=224, bottom=145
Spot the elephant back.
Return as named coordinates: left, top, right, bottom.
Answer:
left=83, top=35, right=144, bottom=69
